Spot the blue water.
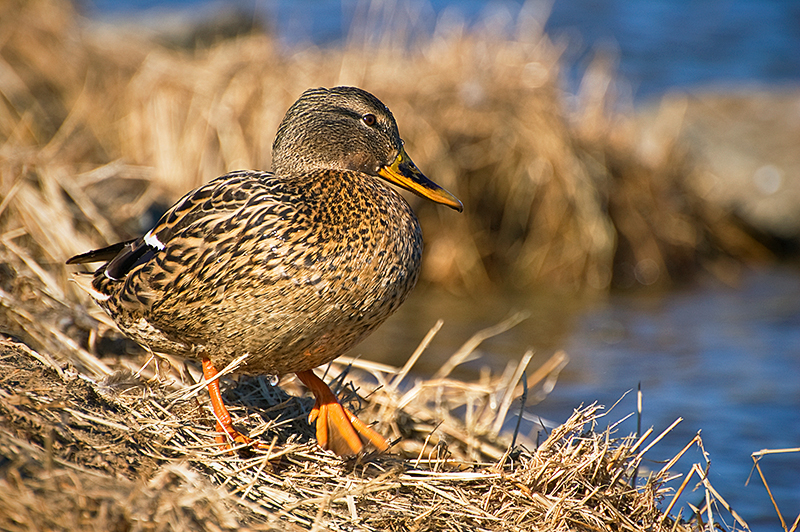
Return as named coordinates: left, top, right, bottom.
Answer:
left=367, top=268, right=800, bottom=531
left=535, top=268, right=800, bottom=531
left=85, top=0, right=800, bottom=100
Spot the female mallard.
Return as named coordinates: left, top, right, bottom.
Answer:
left=67, top=86, right=462, bottom=456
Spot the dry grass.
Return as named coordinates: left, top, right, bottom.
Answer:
left=0, top=330, right=745, bottom=531
left=1, top=0, right=771, bottom=295
left=748, top=447, right=800, bottom=532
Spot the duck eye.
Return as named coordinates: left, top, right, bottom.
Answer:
left=362, top=113, right=377, bottom=127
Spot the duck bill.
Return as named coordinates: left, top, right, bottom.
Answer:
left=378, top=148, right=463, bottom=212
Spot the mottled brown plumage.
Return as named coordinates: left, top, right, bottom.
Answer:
left=68, top=86, right=462, bottom=455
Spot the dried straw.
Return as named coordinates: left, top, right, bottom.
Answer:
left=0, top=329, right=745, bottom=531
left=1, top=0, right=771, bottom=295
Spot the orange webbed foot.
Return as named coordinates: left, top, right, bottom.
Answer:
left=212, top=419, right=256, bottom=448
left=296, top=370, right=389, bottom=456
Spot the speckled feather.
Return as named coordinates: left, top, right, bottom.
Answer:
left=89, top=168, right=421, bottom=375
left=67, top=87, right=447, bottom=377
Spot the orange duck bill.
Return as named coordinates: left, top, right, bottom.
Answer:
left=378, top=147, right=463, bottom=212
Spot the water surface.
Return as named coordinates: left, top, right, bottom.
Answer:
left=359, top=267, right=800, bottom=531
left=88, top=0, right=800, bottom=100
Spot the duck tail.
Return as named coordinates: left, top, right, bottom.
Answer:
left=66, top=241, right=132, bottom=265
left=69, top=272, right=111, bottom=302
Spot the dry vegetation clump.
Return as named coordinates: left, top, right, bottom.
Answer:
left=0, top=331, right=744, bottom=531
left=0, top=217, right=746, bottom=530
left=1, top=0, right=772, bottom=295
left=568, top=56, right=775, bottom=289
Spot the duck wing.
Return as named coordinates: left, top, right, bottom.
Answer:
left=68, top=170, right=274, bottom=282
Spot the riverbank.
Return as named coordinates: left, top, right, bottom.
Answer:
left=1, top=0, right=795, bottom=529
left=0, top=328, right=740, bottom=531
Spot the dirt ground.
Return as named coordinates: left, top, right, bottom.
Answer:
left=0, top=338, right=277, bottom=530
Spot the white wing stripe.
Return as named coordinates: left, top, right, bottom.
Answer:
left=144, top=230, right=165, bottom=250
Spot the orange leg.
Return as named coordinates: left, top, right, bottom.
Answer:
left=202, top=358, right=252, bottom=447
left=295, top=369, right=389, bottom=456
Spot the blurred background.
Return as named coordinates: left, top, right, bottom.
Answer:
left=1, top=0, right=798, bottom=529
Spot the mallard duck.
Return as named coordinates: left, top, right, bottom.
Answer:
left=67, top=86, right=462, bottom=456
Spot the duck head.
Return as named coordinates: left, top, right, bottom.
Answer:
left=272, top=86, right=462, bottom=212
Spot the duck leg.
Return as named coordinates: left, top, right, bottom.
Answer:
left=202, top=358, right=253, bottom=446
left=295, top=369, right=389, bottom=456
